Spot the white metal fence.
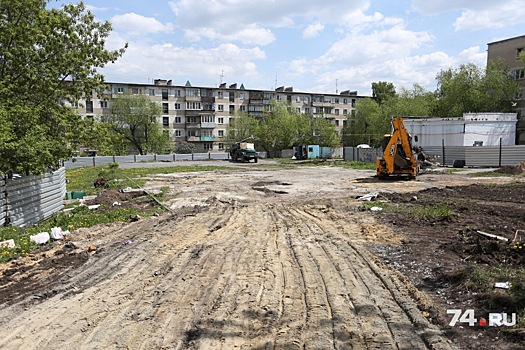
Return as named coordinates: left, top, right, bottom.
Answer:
left=1, top=168, right=66, bottom=227
left=344, top=145, right=525, bottom=167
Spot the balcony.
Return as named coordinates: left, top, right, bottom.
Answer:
left=200, top=136, right=216, bottom=142
left=187, top=136, right=200, bottom=142
left=201, top=122, right=216, bottom=128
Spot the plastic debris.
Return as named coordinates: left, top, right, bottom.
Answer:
left=357, top=192, right=378, bottom=201
left=0, top=239, right=16, bottom=249
left=494, top=281, right=512, bottom=289
left=50, top=227, right=64, bottom=240
left=112, top=201, right=121, bottom=207
left=30, top=232, right=50, bottom=244
left=122, top=239, right=133, bottom=245
left=88, top=204, right=101, bottom=210
left=370, top=206, right=383, bottom=211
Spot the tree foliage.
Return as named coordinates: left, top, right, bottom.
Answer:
left=343, top=98, right=385, bottom=147
left=226, top=101, right=340, bottom=152
left=372, top=81, right=396, bottom=105
left=434, top=61, right=519, bottom=117
left=103, top=93, right=169, bottom=155
left=0, top=0, right=126, bottom=175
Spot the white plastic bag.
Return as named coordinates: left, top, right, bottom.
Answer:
left=50, top=227, right=64, bottom=240
left=30, top=232, right=50, bottom=244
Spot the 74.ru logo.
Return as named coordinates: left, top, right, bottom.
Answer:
left=447, top=309, right=516, bottom=327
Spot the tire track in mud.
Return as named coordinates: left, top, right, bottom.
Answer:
left=0, top=201, right=452, bottom=350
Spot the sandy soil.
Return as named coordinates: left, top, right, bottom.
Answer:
left=0, top=162, right=522, bottom=349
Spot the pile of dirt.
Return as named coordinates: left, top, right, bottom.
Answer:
left=495, top=161, right=525, bottom=175
left=85, top=189, right=156, bottom=211
left=368, top=182, right=525, bottom=349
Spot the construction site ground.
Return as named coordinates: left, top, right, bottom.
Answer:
left=0, top=160, right=524, bottom=350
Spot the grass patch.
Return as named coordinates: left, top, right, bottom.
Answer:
left=66, top=163, right=236, bottom=194
left=461, top=265, right=525, bottom=316
left=0, top=203, right=164, bottom=263
left=469, top=171, right=515, bottom=178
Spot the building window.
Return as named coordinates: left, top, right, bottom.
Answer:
left=305, top=107, right=310, bottom=114
left=351, top=99, right=356, bottom=107
left=175, top=103, right=181, bottom=110
left=296, top=107, right=301, bottom=113
left=240, top=105, right=246, bottom=112
left=175, top=130, right=181, bottom=137
left=187, top=116, right=197, bottom=123
left=132, top=88, right=141, bottom=94
left=218, top=104, right=224, bottom=112
left=343, top=109, right=348, bottom=115
left=202, top=115, right=215, bottom=123
left=218, top=91, right=224, bottom=99
left=514, top=69, right=525, bottom=80
left=186, top=101, right=201, bottom=110
left=517, top=48, right=524, bottom=59
left=218, top=130, right=224, bottom=137
left=229, top=105, right=235, bottom=113
left=218, top=117, right=224, bottom=124
left=175, top=116, right=181, bottom=124
left=335, top=120, right=340, bottom=126
left=175, top=90, right=181, bottom=97
left=162, top=103, right=168, bottom=114
left=86, top=101, right=93, bottom=113
left=240, top=92, right=245, bottom=100
left=163, top=117, right=169, bottom=127
left=149, top=89, right=155, bottom=96
left=343, top=98, right=348, bottom=104
left=113, top=87, right=125, bottom=94
left=186, top=89, right=200, bottom=97
left=100, top=100, right=108, bottom=108
left=162, top=89, right=168, bottom=100
left=218, top=143, right=224, bottom=150
left=203, top=143, right=213, bottom=150
left=335, top=109, right=339, bottom=115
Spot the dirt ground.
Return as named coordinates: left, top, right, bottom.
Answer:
left=0, top=161, right=524, bottom=349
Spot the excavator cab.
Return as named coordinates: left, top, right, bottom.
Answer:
left=376, top=117, right=418, bottom=179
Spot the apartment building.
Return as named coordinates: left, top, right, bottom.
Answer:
left=487, top=34, right=525, bottom=143
left=73, top=79, right=364, bottom=152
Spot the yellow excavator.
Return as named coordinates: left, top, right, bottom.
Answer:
left=376, top=117, right=419, bottom=179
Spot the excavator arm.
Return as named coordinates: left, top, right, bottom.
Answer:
left=376, top=117, right=418, bottom=179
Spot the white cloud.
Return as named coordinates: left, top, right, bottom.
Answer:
left=454, top=5, right=525, bottom=31
left=101, top=40, right=266, bottom=87
left=111, top=13, right=174, bottom=36
left=411, top=0, right=525, bottom=31
left=168, top=0, right=370, bottom=43
left=303, top=23, right=324, bottom=38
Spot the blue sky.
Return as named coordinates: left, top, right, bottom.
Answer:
left=53, top=0, right=525, bottom=96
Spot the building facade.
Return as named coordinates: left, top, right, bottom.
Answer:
left=487, top=35, right=525, bottom=143
left=72, top=79, right=364, bottom=152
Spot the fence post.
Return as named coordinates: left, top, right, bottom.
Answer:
left=92, top=156, right=96, bottom=167
left=134, top=154, right=137, bottom=162
left=499, top=138, right=502, bottom=167
left=442, top=139, right=445, bottom=166
left=113, top=155, right=116, bottom=163
left=173, top=154, right=176, bottom=161
left=192, top=152, right=194, bottom=161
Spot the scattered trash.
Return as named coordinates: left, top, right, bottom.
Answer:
left=30, top=232, right=50, bottom=244
left=88, top=204, right=101, bottom=210
left=410, top=196, right=418, bottom=201
left=130, top=214, right=141, bottom=222
left=357, top=192, right=378, bottom=201
left=88, top=245, right=97, bottom=252
left=50, top=227, right=64, bottom=240
left=0, top=239, right=16, bottom=249
left=494, top=281, right=512, bottom=289
left=122, top=239, right=133, bottom=245
left=112, top=201, right=121, bottom=207
left=370, top=206, right=383, bottom=211
left=79, top=198, right=86, bottom=205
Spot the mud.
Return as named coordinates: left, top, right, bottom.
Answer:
left=0, top=163, right=523, bottom=349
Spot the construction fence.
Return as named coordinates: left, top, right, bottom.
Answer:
left=344, top=145, right=525, bottom=167
left=1, top=168, right=66, bottom=227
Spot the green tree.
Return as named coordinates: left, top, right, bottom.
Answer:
left=174, top=142, right=196, bottom=154
left=225, top=112, right=259, bottom=146
left=344, top=98, right=385, bottom=147
left=309, top=117, right=340, bottom=147
left=0, top=0, right=126, bottom=175
left=372, top=81, right=397, bottom=105
left=103, top=93, right=169, bottom=155
left=383, top=83, right=436, bottom=117
left=434, top=62, right=518, bottom=117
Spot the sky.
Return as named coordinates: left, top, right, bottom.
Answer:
left=53, top=0, right=525, bottom=96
